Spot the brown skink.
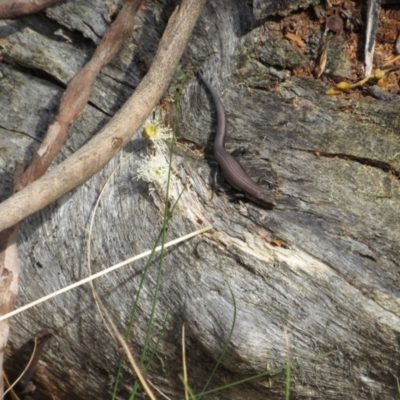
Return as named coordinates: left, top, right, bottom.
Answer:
left=200, top=75, right=277, bottom=208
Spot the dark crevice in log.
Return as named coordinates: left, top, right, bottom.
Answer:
left=289, top=147, right=400, bottom=178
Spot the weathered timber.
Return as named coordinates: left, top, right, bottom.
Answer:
left=1, top=0, right=400, bottom=399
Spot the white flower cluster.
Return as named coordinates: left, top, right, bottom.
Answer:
left=136, top=153, right=170, bottom=190
left=136, top=109, right=173, bottom=189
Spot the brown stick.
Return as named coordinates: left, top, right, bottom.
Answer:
left=0, top=0, right=206, bottom=232
left=0, top=4, right=144, bottom=395
left=15, top=0, right=143, bottom=190
left=0, top=0, right=58, bottom=19
left=0, top=158, right=26, bottom=396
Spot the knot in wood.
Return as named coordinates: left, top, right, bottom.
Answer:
left=111, top=136, right=123, bottom=149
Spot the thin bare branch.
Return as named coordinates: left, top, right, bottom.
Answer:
left=0, top=0, right=58, bottom=19
left=0, top=0, right=206, bottom=232
left=0, top=163, right=24, bottom=395
left=3, top=330, right=52, bottom=397
left=0, top=2, right=144, bottom=394
left=15, top=0, right=143, bottom=190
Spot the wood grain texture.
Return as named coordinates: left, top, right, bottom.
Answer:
left=1, top=0, right=400, bottom=399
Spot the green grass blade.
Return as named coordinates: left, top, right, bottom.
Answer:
left=285, top=359, right=291, bottom=400
left=200, top=280, right=237, bottom=395
left=111, top=227, right=169, bottom=399
left=192, top=351, right=334, bottom=399
left=126, top=71, right=190, bottom=399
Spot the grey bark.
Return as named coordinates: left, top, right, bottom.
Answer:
left=1, top=0, right=400, bottom=399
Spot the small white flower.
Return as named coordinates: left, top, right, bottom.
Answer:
left=136, top=108, right=174, bottom=191
left=136, top=153, right=170, bottom=189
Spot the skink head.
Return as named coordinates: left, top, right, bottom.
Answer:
left=246, top=188, right=277, bottom=209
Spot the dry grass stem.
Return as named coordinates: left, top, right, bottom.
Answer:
left=182, top=323, right=189, bottom=400
left=0, top=225, right=212, bottom=323
left=97, top=303, right=157, bottom=400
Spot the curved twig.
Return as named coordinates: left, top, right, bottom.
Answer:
left=0, top=0, right=59, bottom=19
left=15, top=0, right=143, bottom=191
left=0, top=0, right=206, bottom=232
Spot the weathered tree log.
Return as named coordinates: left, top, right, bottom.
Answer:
left=1, top=0, right=400, bottom=399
